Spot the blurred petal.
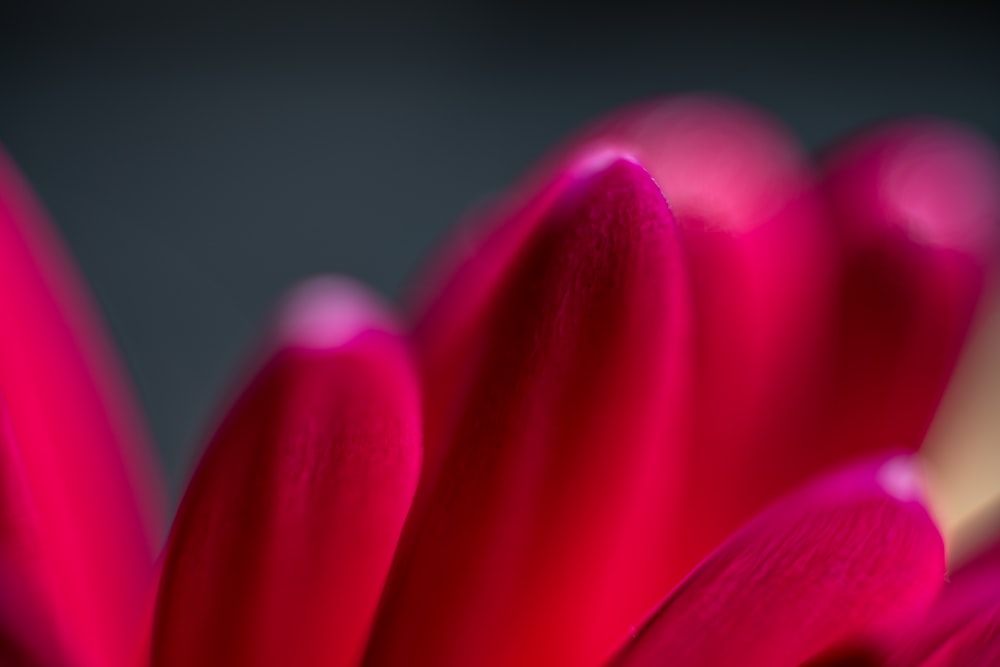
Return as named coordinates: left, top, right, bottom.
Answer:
left=609, top=455, right=945, bottom=667
left=955, top=515, right=1000, bottom=579
left=819, top=121, right=1000, bottom=459
left=0, top=147, right=164, bottom=666
left=366, top=159, right=691, bottom=667
left=892, top=581, right=1000, bottom=666
left=132, top=558, right=163, bottom=667
left=152, top=278, right=422, bottom=667
left=0, top=565, right=66, bottom=667
left=0, top=404, right=66, bottom=667
left=877, top=525, right=1000, bottom=666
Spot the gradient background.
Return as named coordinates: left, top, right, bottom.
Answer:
left=2, top=2, right=998, bottom=497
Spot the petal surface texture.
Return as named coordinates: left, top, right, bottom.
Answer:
left=366, top=159, right=691, bottom=666
left=609, top=455, right=945, bottom=667
left=571, top=97, right=839, bottom=574
left=152, top=278, right=422, bottom=667
left=0, top=147, right=164, bottom=666
left=411, top=95, right=842, bottom=588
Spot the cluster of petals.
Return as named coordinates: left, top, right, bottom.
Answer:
left=1, top=95, right=999, bottom=667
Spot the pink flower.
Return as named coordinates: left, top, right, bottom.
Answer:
left=1, top=96, right=998, bottom=667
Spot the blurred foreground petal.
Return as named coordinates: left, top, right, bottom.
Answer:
left=367, top=159, right=691, bottom=666
left=0, top=147, right=164, bottom=666
left=152, top=278, right=421, bottom=667
left=610, top=455, right=945, bottom=667
left=0, top=404, right=66, bottom=667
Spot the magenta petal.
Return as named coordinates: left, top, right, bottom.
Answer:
left=885, top=575, right=1000, bottom=667
left=152, top=278, right=422, bottom=667
left=609, top=455, right=945, bottom=667
left=565, top=96, right=839, bottom=578
left=880, top=527, right=1000, bottom=666
left=365, top=159, right=691, bottom=667
left=819, top=121, right=1000, bottom=459
left=0, top=406, right=66, bottom=667
left=409, top=149, right=612, bottom=474
left=0, top=147, right=164, bottom=666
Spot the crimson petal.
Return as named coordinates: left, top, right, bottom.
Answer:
left=579, top=97, right=837, bottom=575
left=819, top=121, right=1000, bottom=460
left=877, top=525, right=1000, bottom=666
left=609, top=455, right=945, bottom=667
left=0, top=147, right=164, bottom=666
left=152, top=278, right=421, bottom=667
left=365, top=158, right=691, bottom=666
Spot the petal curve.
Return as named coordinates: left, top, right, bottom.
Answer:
left=366, top=159, right=691, bottom=667
left=609, top=455, right=945, bottom=667
left=0, top=147, right=164, bottom=666
left=152, top=277, right=421, bottom=667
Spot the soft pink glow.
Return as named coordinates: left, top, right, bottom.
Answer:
left=276, top=276, right=398, bottom=349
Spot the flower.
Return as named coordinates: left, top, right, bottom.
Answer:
left=1, top=95, right=999, bottom=667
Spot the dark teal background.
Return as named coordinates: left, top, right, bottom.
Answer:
left=2, top=2, right=997, bottom=496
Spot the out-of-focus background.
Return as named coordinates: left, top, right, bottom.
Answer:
left=2, top=2, right=998, bottom=496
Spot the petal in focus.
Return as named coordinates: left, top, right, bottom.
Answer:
left=609, top=455, right=945, bottom=667
left=411, top=96, right=838, bottom=583
left=366, top=158, right=691, bottom=666
left=152, top=278, right=422, bottom=667
left=566, top=96, right=838, bottom=580
left=409, top=149, right=609, bottom=472
left=0, top=147, right=164, bottom=666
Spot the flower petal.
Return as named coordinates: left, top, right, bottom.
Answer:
left=819, top=121, right=1000, bottom=459
left=876, top=524, right=1000, bottom=666
left=152, top=277, right=422, bottom=667
left=409, top=149, right=613, bottom=473
left=565, top=95, right=838, bottom=580
left=0, top=147, right=164, bottom=666
left=882, top=574, right=1000, bottom=666
left=609, top=455, right=945, bottom=667
left=412, top=96, right=838, bottom=584
left=0, top=403, right=67, bottom=667
left=365, top=158, right=691, bottom=666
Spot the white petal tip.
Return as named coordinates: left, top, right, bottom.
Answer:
left=276, top=276, right=397, bottom=350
